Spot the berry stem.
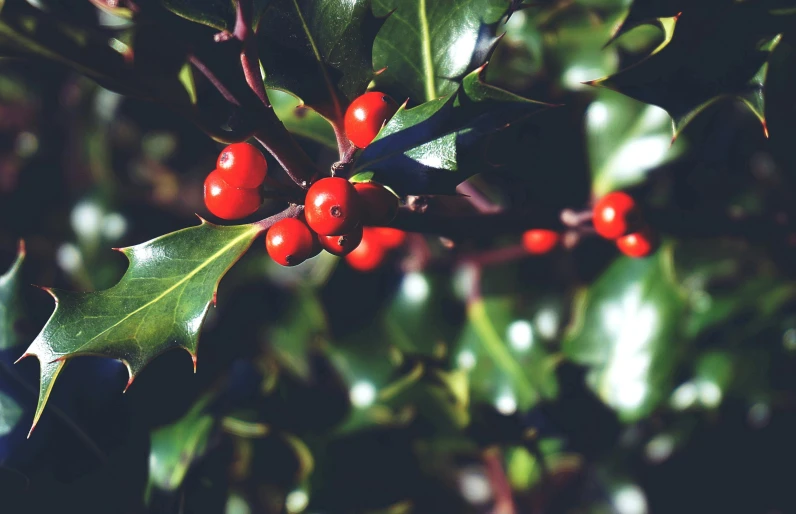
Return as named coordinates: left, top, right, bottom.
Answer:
left=234, top=0, right=270, bottom=109
left=252, top=203, right=305, bottom=232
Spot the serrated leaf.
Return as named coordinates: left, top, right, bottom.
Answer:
left=353, top=66, right=551, bottom=194
left=608, top=0, right=685, bottom=44
left=371, top=0, right=506, bottom=102
left=587, top=89, right=685, bottom=196
left=18, top=221, right=260, bottom=433
left=563, top=248, right=686, bottom=421
left=270, top=89, right=337, bottom=149
left=146, top=393, right=215, bottom=496
left=590, top=4, right=782, bottom=138
left=0, top=242, right=25, bottom=351
left=258, top=0, right=386, bottom=121
left=453, top=297, right=559, bottom=413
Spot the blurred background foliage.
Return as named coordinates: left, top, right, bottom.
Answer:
left=1, top=0, right=796, bottom=513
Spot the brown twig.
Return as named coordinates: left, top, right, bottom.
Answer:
left=252, top=203, right=304, bottom=232
left=456, top=181, right=501, bottom=214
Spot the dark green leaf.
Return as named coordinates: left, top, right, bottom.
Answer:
left=590, top=5, right=782, bottom=138
left=453, top=297, right=559, bottom=413
left=18, top=221, right=260, bottom=431
left=563, top=247, right=686, bottom=421
left=258, top=0, right=386, bottom=121
left=0, top=241, right=25, bottom=351
left=146, top=393, right=215, bottom=495
left=673, top=240, right=796, bottom=338
left=383, top=271, right=463, bottom=357
left=587, top=89, right=685, bottom=196
left=160, top=0, right=236, bottom=30
left=353, top=66, right=551, bottom=194
left=371, top=0, right=507, bottom=103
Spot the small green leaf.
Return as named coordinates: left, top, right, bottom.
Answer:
left=270, top=89, right=337, bottom=149
left=587, top=89, right=685, bottom=196
left=258, top=0, right=386, bottom=121
left=454, top=297, right=559, bottom=413
left=146, top=393, right=215, bottom=496
left=564, top=247, right=686, bottom=421
left=19, top=221, right=260, bottom=433
left=0, top=241, right=25, bottom=351
left=160, top=0, right=236, bottom=31
left=372, top=0, right=506, bottom=102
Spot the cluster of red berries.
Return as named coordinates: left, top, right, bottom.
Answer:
left=593, top=191, right=658, bottom=258
left=203, top=91, right=403, bottom=270
left=519, top=192, right=657, bottom=258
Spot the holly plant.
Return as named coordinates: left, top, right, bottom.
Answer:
left=2, top=0, right=796, bottom=512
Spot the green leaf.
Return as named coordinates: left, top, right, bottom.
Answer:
left=270, top=89, right=337, bottom=149
left=673, top=240, right=796, bottom=339
left=371, top=0, right=507, bottom=102
left=18, top=221, right=260, bottom=433
left=258, top=0, right=386, bottom=121
left=383, top=271, right=462, bottom=357
left=453, top=297, right=559, bottom=413
left=353, top=66, right=551, bottom=194
left=587, top=89, right=685, bottom=196
left=0, top=241, right=25, bottom=351
left=590, top=4, right=782, bottom=138
left=608, top=0, right=685, bottom=44
left=269, top=287, right=329, bottom=380
left=160, top=0, right=236, bottom=31
left=563, top=247, right=686, bottom=421
left=0, top=389, right=23, bottom=437
left=146, top=393, right=216, bottom=496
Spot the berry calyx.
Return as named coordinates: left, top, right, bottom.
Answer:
left=616, top=229, right=658, bottom=258
left=593, top=191, right=642, bottom=240
left=353, top=181, right=399, bottom=225
left=371, top=227, right=406, bottom=249
left=304, top=177, right=361, bottom=236
left=266, top=218, right=316, bottom=267
left=522, top=229, right=560, bottom=255
left=319, top=226, right=363, bottom=257
left=216, top=142, right=268, bottom=189
left=346, top=228, right=387, bottom=272
left=344, top=92, right=399, bottom=149
left=204, top=170, right=261, bottom=220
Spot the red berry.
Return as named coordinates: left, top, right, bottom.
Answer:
left=204, top=170, right=261, bottom=220
left=304, top=177, right=361, bottom=236
left=522, top=229, right=560, bottom=255
left=266, top=218, right=316, bottom=266
left=217, top=142, right=268, bottom=189
left=616, top=229, right=658, bottom=258
left=371, top=227, right=406, bottom=249
left=319, top=225, right=363, bottom=257
left=354, top=181, right=399, bottom=225
left=344, top=92, right=399, bottom=148
left=593, top=191, right=642, bottom=240
left=346, top=228, right=387, bottom=272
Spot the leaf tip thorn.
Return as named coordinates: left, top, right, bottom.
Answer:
left=17, top=239, right=25, bottom=258
left=14, top=352, right=31, bottom=365
left=762, top=120, right=770, bottom=138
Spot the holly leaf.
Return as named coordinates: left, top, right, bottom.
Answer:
left=587, top=89, right=685, bottom=196
left=590, top=4, right=782, bottom=139
left=608, top=0, right=686, bottom=44
left=146, top=393, right=216, bottom=497
left=353, top=65, right=552, bottom=194
left=0, top=241, right=25, bottom=352
left=18, top=221, right=260, bottom=433
left=258, top=0, right=387, bottom=122
left=159, top=0, right=270, bottom=31
left=270, top=90, right=338, bottom=150
left=453, top=297, right=559, bottom=413
left=371, top=0, right=507, bottom=103
left=563, top=247, right=686, bottom=421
